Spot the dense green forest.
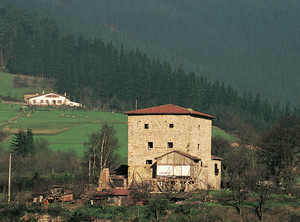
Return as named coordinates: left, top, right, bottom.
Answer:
left=0, top=7, right=296, bottom=132
left=1, top=0, right=300, bottom=105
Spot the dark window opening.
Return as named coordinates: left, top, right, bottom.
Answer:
left=144, top=124, right=149, bottom=129
left=148, top=142, right=153, bottom=149
left=168, top=142, right=173, bottom=148
left=198, top=144, right=200, bottom=151
left=215, top=163, right=219, bottom=176
left=169, top=123, right=174, bottom=128
left=146, top=160, right=152, bottom=164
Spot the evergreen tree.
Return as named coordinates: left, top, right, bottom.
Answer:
left=1, top=6, right=293, bottom=133
left=10, top=128, right=34, bottom=157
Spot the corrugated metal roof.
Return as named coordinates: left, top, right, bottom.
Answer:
left=125, top=104, right=214, bottom=119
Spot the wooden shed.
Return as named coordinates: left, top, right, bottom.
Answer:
left=154, top=150, right=201, bottom=178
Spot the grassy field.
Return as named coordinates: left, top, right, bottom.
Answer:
left=0, top=105, right=128, bottom=161
left=0, top=103, right=236, bottom=163
left=0, top=72, right=34, bottom=100
left=0, top=72, right=237, bottom=163
left=0, top=103, right=22, bottom=126
left=212, top=126, right=237, bottom=142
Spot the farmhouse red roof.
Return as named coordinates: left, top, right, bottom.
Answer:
left=125, top=104, right=214, bottom=119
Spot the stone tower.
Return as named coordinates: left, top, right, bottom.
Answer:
left=125, top=104, right=222, bottom=190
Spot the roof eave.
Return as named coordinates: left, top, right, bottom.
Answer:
left=126, top=112, right=214, bottom=119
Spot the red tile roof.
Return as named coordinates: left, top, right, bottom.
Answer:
left=111, top=189, right=129, bottom=196
left=125, top=104, right=214, bottom=119
left=211, top=155, right=223, bottom=161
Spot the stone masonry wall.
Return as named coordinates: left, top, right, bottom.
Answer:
left=127, top=114, right=220, bottom=189
left=208, top=160, right=222, bottom=189
left=190, top=117, right=212, bottom=165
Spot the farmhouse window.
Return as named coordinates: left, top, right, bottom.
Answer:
left=215, top=164, right=219, bottom=176
left=148, top=142, right=153, bottom=149
left=40, top=100, right=44, bottom=103
left=146, top=160, right=152, bottom=164
left=169, top=123, right=174, bottom=128
left=168, top=142, right=173, bottom=148
left=46, top=100, right=49, bottom=104
left=33, top=100, right=36, bottom=104
left=144, top=123, right=149, bottom=129
left=58, top=100, right=62, bottom=104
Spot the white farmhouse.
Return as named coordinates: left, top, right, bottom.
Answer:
left=26, top=92, right=81, bottom=107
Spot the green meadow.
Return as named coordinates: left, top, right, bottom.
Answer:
left=212, top=127, right=238, bottom=142
left=0, top=105, right=128, bottom=162
left=0, top=103, right=235, bottom=164
left=0, top=72, right=36, bottom=100
left=0, top=72, right=236, bottom=163
left=0, top=103, right=22, bottom=126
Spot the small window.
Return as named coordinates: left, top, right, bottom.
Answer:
left=148, top=142, right=153, bottom=149
left=40, top=100, right=44, bottom=103
left=169, top=123, right=174, bottom=128
left=58, top=100, right=62, bottom=104
left=198, top=144, right=200, bottom=151
left=33, top=100, right=36, bottom=104
left=144, top=124, right=149, bottom=129
left=215, top=163, right=219, bottom=176
left=146, top=160, right=152, bottom=164
left=168, top=142, right=173, bottom=148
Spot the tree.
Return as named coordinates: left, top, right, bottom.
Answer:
left=259, top=115, right=300, bottom=191
left=10, top=128, right=34, bottom=157
left=253, top=181, right=273, bottom=222
left=224, top=147, right=250, bottom=220
left=146, top=196, right=169, bottom=221
left=211, top=136, right=231, bottom=159
left=84, top=123, right=120, bottom=182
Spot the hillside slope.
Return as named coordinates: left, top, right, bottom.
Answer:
left=0, top=104, right=236, bottom=162
left=0, top=73, right=237, bottom=162
left=0, top=72, right=54, bottom=101
left=2, top=0, right=300, bottom=105
left=0, top=102, right=235, bottom=163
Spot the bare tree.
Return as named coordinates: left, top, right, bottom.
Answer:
left=259, top=115, right=300, bottom=191
left=84, top=123, right=120, bottom=182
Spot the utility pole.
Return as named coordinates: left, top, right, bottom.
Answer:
left=8, top=153, right=11, bottom=203
left=88, top=158, right=91, bottom=184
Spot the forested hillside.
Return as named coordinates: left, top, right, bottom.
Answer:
left=0, top=7, right=295, bottom=132
left=1, top=0, right=300, bottom=105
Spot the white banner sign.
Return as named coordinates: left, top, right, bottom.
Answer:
left=157, top=165, right=190, bottom=176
